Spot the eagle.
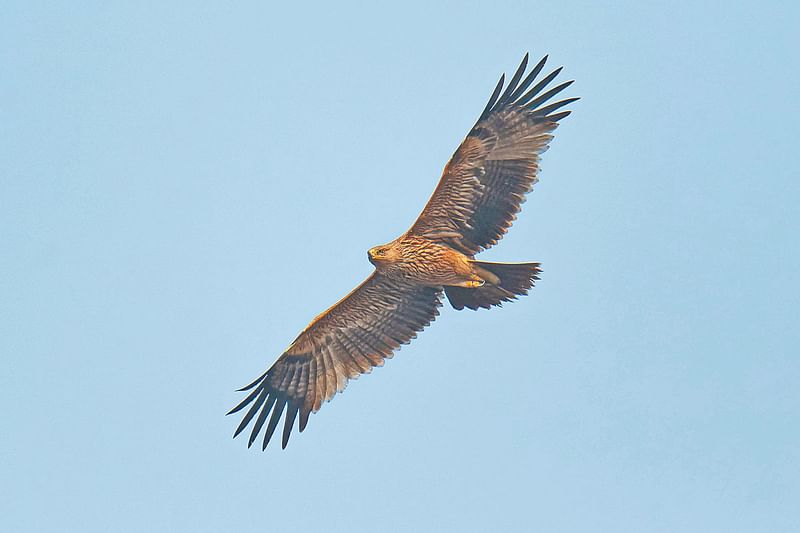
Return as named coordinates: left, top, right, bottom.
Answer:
left=229, top=54, right=577, bottom=450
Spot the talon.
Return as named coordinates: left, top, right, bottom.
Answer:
left=464, top=280, right=485, bottom=288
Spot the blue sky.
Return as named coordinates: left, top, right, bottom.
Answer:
left=2, top=2, right=798, bottom=532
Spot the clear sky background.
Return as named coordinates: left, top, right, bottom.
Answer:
left=2, top=2, right=798, bottom=532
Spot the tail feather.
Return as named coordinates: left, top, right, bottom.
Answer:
left=445, top=261, right=541, bottom=310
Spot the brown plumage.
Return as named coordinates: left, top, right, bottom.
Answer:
left=229, top=54, right=577, bottom=450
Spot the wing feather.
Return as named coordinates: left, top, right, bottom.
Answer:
left=228, top=272, right=442, bottom=449
left=409, top=54, right=577, bottom=255
left=233, top=388, right=266, bottom=439
left=249, top=393, right=276, bottom=447
left=262, top=397, right=286, bottom=450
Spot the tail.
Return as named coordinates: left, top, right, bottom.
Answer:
left=445, top=261, right=541, bottom=310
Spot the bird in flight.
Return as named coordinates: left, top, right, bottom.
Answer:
left=229, top=53, right=577, bottom=450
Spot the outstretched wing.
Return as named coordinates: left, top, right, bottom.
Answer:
left=409, top=54, right=578, bottom=255
left=228, top=273, right=442, bottom=450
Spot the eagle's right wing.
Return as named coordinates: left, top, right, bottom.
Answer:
left=228, top=273, right=442, bottom=450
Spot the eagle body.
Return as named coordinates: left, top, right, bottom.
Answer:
left=368, top=235, right=478, bottom=287
left=229, top=54, right=577, bottom=450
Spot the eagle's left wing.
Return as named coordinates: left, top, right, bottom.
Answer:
left=408, top=54, right=577, bottom=255
left=228, top=273, right=442, bottom=450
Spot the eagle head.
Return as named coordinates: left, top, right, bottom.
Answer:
left=367, top=245, right=394, bottom=266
